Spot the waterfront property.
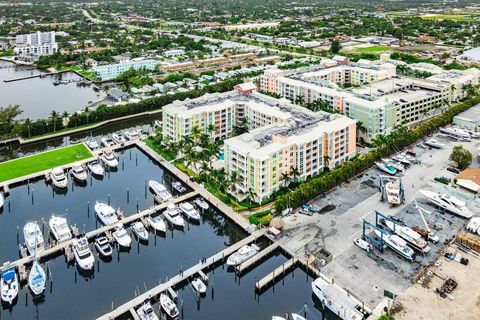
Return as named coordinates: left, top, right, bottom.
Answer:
left=0, top=143, right=92, bottom=183
left=92, top=58, right=158, bottom=80
left=14, top=31, right=58, bottom=58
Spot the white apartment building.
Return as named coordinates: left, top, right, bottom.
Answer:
left=163, top=48, right=186, bottom=58
left=92, top=58, right=157, bottom=80
left=14, top=31, right=58, bottom=56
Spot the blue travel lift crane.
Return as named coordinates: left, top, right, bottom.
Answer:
left=378, top=175, right=405, bottom=204
left=362, top=211, right=404, bottom=252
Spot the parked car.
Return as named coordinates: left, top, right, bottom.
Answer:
left=446, top=167, right=460, bottom=174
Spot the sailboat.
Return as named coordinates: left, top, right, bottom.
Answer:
left=28, top=261, right=46, bottom=296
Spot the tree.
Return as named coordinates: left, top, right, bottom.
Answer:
left=280, top=171, right=291, bottom=188
left=0, top=104, right=22, bottom=138
left=290, top=166, right=301, bottom=184
left=49, top=111, right=60, bottom=132
left=330, top=40, right=341, bottom=54
left=449, top=145, right=472, bottom=170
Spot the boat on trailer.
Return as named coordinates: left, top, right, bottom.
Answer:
left=420, top=189, right=473, bottom=219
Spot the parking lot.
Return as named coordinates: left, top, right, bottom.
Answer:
left=280, top=132, right=480, bottom=308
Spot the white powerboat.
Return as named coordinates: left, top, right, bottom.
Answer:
left=95, top=236, right=113, bottom=257
left=385, top=220, right=430, bottom=253
left=147, top=214, right=166, bottom=233
left=69, top=163, right=88, bottom=182
left=312, top=277, right=364, bottom=320
left=226, top=244, right=260, bottom=266
left=95, top=202, right=119, bottom=225
left=424, top=139, right=445, bottom=149
left=136, top=301, right=159, bottom=320
left=194, top=198, right=209, bottom=210
left=467, top=217, right=480, bottom=234
left=49, top=214, right=72, bottom=243
left=353, top=238, right=371, bottom=252
left=385, top=181, right=401, bottom=205
left=87, top=160, right=105, bottom=176
left=191, top=278, right=207, bottom=294
left=101, top=137, right=114, bottom=148
left=392, top=154, right=411, bottom=165
left=400, top=152, right=415, bottom=162
left=382, top=158, right=404, bottom=172
left=85, top=137, right=99, bottom=149
left=124, top=129, right=142, bottom=141
left=148, top=180, right=173, bottom=202
left=420, top=189, right=473, bottom=218
left=1, top=268, right=18, bottom=305
left=374, top=230, right=415, bottom=261
left=0, top=192, right=4, bottom=209
left=50, top=167, right=68, bottom=188
left=28, top=261, right=46, bottom=296
left=440, top=127, right=471, bottom=139
left=100, top=150, right=118, bottom=168
left=113, top=225, right=132, bottom=248
left=23, top=222, right=45, bottom=256
left=179, top=202, right=201, bottom=221
left=171, top=181, right=186, bottom=193
left=73, top=237, right=95, bottom=271
left=163, top=204, right=184, bottom=228
left=131, top=222, right=149, bottom=241
left=375, top=162, right=396, bottom=175
left=159, top=293, right=179, bottom=318
left=112, top=133, right=127, bottom=144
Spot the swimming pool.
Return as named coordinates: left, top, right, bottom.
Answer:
left=218, top=150, right=225, bottom=160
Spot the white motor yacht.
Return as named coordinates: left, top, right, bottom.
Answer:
left=353, top=238, right=371, bottom=252
left=179, top=202, right=201, bottom=221
left=147, top=214, right=166, bottom=233
left=95, top=202, right=119, bottom=225
left=50, top=167, right=68, bottom=188
left=191, top=278, right=207, bottom=294
left=148, top=180, right=173, bottom=202
left=100, top=150, right=118, bottom=168
left=374, top=230, right=415, bottom=261
left=467, top=217, right=480, bottom=234
left=85, top=137, right=99, bottom=149
left=131, top=222, right=149, bottom=241
left=28, top=261, right=46, bottom=296
left=226, top=244, right=260, bottom=266
left=95, top=236, right=113, bottom=257
left=1, top=268, right=18, bottom=305
left=385, top=181, right=401, bottom=205
left=160, top=293, right=179, bottom=318
left=392, top=154, right=411, bottom=165
left=87, top=160, right=105, bottom=176
left=171, top=181, right=186, bottom=193
left=124, top=129, right=142, bottom=141
left=424, top=139, right=445, bottom=149
left=101, top=137, right=114, bottom=148
left=420, top=190, right=473, bottom=218
left=112, top=133, right=127, bottom=144
left=23, top=222, right=45, bottom=256
left=73, top=237, right=95, bottom=271
left=136, top=301, right=159, bottom=320
left=384, top=220, right=431, bottom=254
left=69, top=163, right=88, bottom=182
left=312, top=277, right=365, bottom=320
left=49, top=214, right=72, bottom=243
left=194, top=198, right=209, bottom=210
left=113, top=225, right=132, bottom=248
left=163, top=204, right=184, bottom=228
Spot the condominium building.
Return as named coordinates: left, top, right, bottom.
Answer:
left=92, top=58, right=157, bottom=80
left=162, top=84, right=356, bottom=202
left=14, top=31, right=58, bottom=56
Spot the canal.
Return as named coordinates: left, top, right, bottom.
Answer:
left=0, top=60, right=104, bottom=121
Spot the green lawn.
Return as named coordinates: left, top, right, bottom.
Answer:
left=420, top=14, right=477, bottom=22
left=0, top=144, right=93, bottom=182
left=355, top=45, right=392, bottom=53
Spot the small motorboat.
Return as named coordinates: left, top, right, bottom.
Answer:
left=194, top=198, right=209, bottom=210
left=1, top=268, right=18, bottom=305
left=113, top=225, right=132, bottom=248
left=160, top=293, right=179, bottom=318
left=179, top=202, right=201, bottom=221
left=95, top=236, right=113, bottom=257
left=226, top=244, right=260, bottom=266
left=23, top=222, right=45, bottom=256
left=28, top=261, right=46, bottom=296
left=393, top=154, right=411, bottom=165
left=136, top=301, right=159, bottom=320
left=0, top=192, right=3, bottom=209
left=101, top=137, right=114, bottom=148
left=147, top=214, right=166, bottom=233
left=131, top=222, right=149, bottom=241
left=375, top=162, right=396, bottom=175
left=353, top=238, right=371, bottom=252
left=401, top=152, right=416, bottom=162
left=50, top=167, right=68, bottom=188
left=73, top=237, right=95, bottom=271
left=382, top=158, right=404, bottom=172
left=124, top=129, right=142, bottom=141
left=100, top=150, right=118, bottom=168
left=112, top=133, right=127, bottom=144
left=424, top=139, right=445, bottom=149
left=85, top=137, right=99, bottom=149
left=69, top=163, right=88, bottom=182
left=171, top=181, right=186, bottom=193
left=163, top=204, right=184, bottom=228
left=87, top=160, right=105, bottom=176
left=148, top=180, right=173, bottom=202
left=191, top=278, right=207, bottom=294
left=95, top=202, right=119, bottom=225
left=49, top=214, right=72, bottom=243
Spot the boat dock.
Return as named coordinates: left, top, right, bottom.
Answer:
left=236, top=242, right=280, bottom=274
left=255, top=257, right=298, bottom=291
left=97, top=229, right=266, bottom=320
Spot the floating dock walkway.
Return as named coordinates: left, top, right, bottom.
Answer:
left=97, top=229, right=266, bottom=320
left=236, top=242, right=279, bottom=274
left=255, top=257, right=298, bottom=291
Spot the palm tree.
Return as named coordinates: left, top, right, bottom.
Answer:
left=280, top=171, right=291, bottom=188
left=289, top=166, right=301, bottom=184
left=294, top=95, right=305, bottom=106
left=228, top=170, right=242, bottom=192
left=207, top=123, right=216, bottom=137
left=23, top=118, right=32, bottom=138
left=191, top=126, right=201, bottom=142
left=247, top=188, right=257, bottom=205
left=323, top=155, right=331, bottom=171
left=49, top=111, right=60, bottom=132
